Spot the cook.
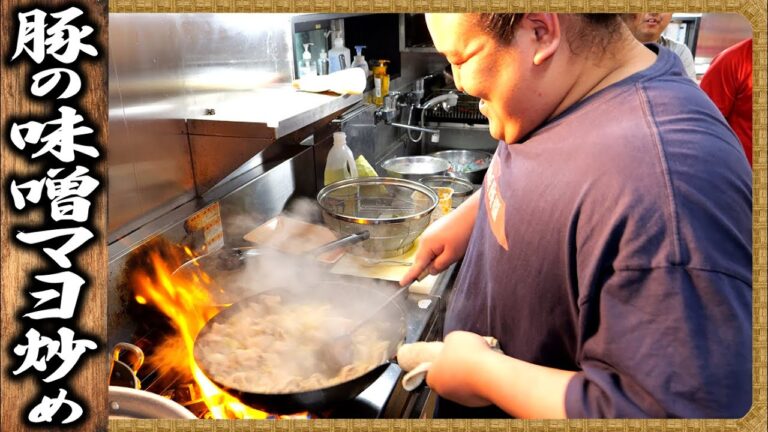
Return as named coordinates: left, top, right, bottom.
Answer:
left=400, top=13, right=751, bottom=418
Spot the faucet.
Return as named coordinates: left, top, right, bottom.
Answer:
left=375, top=91, right=441, bottom=142
left=419, top=92, right=459, bottom=111
left=405, top=72, right=451, bottom=105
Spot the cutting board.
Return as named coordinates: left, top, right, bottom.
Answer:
left=243, top=215, right=344, bottom=263
left=330, top=238, right=438, bottom=294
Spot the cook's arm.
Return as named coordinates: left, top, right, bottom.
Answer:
left=430, top=267, right=751, bottom=418
left=400, top=191, right=481, bottom=286
left=425, top=331, right=575, bottom=418
left=477, top=351, right=575, bottom=418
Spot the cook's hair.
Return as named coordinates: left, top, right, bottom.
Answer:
left=475, top=13, right=624, bottom=54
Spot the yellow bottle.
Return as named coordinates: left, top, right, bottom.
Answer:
left=372, top=60, right=390, bottom=106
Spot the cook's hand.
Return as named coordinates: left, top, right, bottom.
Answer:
left=425, top=331, right=494, bottom=407
left=400, top=192, right=480, bottom=286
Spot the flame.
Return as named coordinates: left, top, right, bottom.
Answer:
left=132, top=250, right=268, bottom=419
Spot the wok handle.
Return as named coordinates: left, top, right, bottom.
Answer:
left=307, top=230, right=370, bottom=256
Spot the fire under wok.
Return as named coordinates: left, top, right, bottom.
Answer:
left=192, top=281, right=407, bottom=414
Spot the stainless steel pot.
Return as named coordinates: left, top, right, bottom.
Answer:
left=109, top=343, right=144, bottom=389
left=381, top=156, right=451, bottom=180
left=108, top=386, right=196, bottom=419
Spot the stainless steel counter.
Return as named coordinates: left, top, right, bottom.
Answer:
left=177, top=86, right=362, bottom=140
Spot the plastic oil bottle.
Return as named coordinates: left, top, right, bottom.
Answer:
left=324, top=132, right=358, bottom=185
left=372, top=60, right=390, bottom=106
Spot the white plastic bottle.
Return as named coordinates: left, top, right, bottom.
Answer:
left=328, top=34, right=351, bottom=73
left=324, top=132, right=358, bottom=185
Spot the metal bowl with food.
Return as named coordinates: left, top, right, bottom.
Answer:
left=380, top=156, right=451, bottom=180
left=193, top=281, right=407, bottom=414
left=430, top=150, right=493, bottom=184
left=317, top=177, right=438, bottom=258
left=418, top=175, right=475, bottom=208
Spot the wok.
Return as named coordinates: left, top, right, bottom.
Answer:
left=192, top=281, right=407, bottom=414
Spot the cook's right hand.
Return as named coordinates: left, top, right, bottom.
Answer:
left=400, top=192, right=480, bottom=286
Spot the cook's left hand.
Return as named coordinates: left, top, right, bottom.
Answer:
left=425, top=331, right=495, bottom=407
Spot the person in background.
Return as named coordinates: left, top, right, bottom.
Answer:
left=700, top=38, right=753, bottom=166
left=401, top=13, right=751, bottom=419
left=622, top=13, right=697, bottom=80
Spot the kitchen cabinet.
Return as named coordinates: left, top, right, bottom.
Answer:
left=291, top=14, right=402, bottom=80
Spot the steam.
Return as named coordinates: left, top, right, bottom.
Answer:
left=214, top=195, right=404, bottom=321
left=181, top=196, right=404, bottom=388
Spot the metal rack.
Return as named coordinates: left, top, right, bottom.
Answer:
left=423, top=91, right=487, bottom=125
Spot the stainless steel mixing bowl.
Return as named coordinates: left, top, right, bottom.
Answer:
left=380, top=156, right=452, bottom=181
left=430, top=150, right=493, bottom=184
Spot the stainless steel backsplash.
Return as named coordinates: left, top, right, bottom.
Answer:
left=108, top=14, right=294, bottom=241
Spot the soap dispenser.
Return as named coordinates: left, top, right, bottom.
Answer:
left=351, top=45, right=370, bottom=77
left=372, top=59, right=390, bottom=106
left=300, top=43, right=316, bottom=78
left=328, top=33, right=351, bottom=73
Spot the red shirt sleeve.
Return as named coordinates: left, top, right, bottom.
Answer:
left=700, top=48, right=738, bottom=118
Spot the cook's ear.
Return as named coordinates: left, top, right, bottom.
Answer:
left=522, top=13, right=561, bottom=65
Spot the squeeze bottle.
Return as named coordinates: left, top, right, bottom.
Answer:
left=372, top=60, right=390, bottom=106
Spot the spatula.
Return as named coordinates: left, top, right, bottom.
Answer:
left=319, top=268, right=429, bottom=377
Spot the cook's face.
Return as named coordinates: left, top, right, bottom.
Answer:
left=625, top=13, right=672, bottom=43
left=426, top=14, right=530, bottom=144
